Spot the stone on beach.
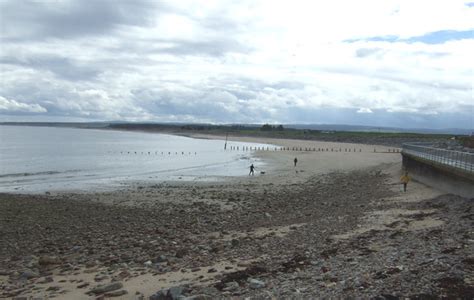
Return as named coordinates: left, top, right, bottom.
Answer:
left=105, top=289, right=128, bottom=297
left=149, top=285, right=184, bottom=300
left=20, top=269, right=39, bottom=280
left=248, top=278, right=266, bottom=289
left=88, top=282, right=123, bottom=295
left=38, top=255, right=61, bottom=266
left=181, top=295, right=212, bottom=300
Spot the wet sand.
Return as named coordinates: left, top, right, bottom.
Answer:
left=0, top=136, right=472, bottom=299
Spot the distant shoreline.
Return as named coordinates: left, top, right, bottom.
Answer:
left=1, top=121, right=470, bottom=135
left=0, top=122, right=458, bottom=147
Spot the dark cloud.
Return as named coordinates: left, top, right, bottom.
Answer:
left=1, top=0, right=250, bottom=58
left=99, top=39, right=246, bottom=60
left=129, top=77, right=308, bottom=123
left=132, top=88, right=246, bottom=122
left=158, top=39, right=252, bottom=57
left=0, top=0, right=161, bottom=41
left=0, top=55, right=100, bottom=81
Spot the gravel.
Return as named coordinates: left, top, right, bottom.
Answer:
left=0, top=169, right=472, bottom=298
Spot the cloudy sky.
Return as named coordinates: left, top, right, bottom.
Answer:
left=0, top=0, right=473, bottom=129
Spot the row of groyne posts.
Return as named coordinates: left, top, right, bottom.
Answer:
left=106, top=146, right=401, bottom=156
left=107, top=151, right=198, bottom=156
left=227, top=145, right=401, bottom=153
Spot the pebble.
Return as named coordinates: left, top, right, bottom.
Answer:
left=223, top=281, right=239, bottom=291
left=248, top=278, right=266, bottom=289
left=88, top=282, right=123, bottom=295
left=144, top=260, right=153, bottom=267
left=37, top=276, right=54, bottom=284
left=20, top=269, right=39, bottom=279
left=155, top=255, right=167, bottom=263
left=39, top=255, right=61, bottom=266
left=77, top=283, right=89, bottom=289
left=104, top=289, right=128, bottom=297
left=150, top=286, right=184, bottom=300
left=181, top=294, right=212, bottom=300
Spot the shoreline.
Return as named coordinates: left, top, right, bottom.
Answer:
left=0, top=128, right=277, bottom=195
left=0, top=128, right=400, bottom=195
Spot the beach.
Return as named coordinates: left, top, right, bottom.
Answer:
left=0, top=136, right=472, bottom=299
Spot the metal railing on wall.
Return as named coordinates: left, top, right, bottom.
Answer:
left=402, top=143, right=474, bottom=174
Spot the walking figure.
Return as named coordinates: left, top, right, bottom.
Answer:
left=249, top=164, right=255, bottom=176
left=400, top=171, right=410, bottom=192
left=294, top=157, right=298, bottom=167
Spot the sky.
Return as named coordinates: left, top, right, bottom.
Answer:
left=0, top=0, right=473, bottom=130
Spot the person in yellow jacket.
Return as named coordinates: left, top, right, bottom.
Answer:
left=400, top=171, right=410, bottom=192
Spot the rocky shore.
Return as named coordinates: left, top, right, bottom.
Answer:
left=1, top=163, right=472, bottom=299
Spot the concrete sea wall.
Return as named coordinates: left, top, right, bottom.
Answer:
left=402, top=152, right=474, bottom=198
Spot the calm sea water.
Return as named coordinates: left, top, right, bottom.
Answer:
left=0, top=126, right=271, bottom=193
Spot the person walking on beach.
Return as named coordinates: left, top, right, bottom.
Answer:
left=294, top=157, right=298, bottom=167
left=400, top=171, right=410, bottom=192
left=249, top=164, right=255, bottom=176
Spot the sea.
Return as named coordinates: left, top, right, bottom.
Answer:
left=0, top=126, right=272, bottom=193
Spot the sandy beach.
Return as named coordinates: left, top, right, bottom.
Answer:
left=0, top=136, right=472, bottom=299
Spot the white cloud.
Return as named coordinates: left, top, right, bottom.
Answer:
left=0, top=96, right=47, bottom=113
left=0, top=0, right=473, bottom=128
left=357, top=108, right=373, bottom=114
